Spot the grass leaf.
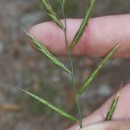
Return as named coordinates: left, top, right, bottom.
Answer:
left=78, top=44, right=120, bottom=96
left=20, top=89, right=78, bottom=122
left=26, top=32, right=71, bottom=74
left=40, top=0, right=64, bottom=29
left=105, top=92, right=119, bottom=121
left=70, top=0, right=96, bottom=49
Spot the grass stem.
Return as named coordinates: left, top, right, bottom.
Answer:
left=61, top=3, right=82, bottom=128
left=76, top=95, right=82, bottom=128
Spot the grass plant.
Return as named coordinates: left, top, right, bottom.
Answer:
left=40, top=0, right=64, bottom=29
left=70, top=0, right=96, bottom=49
left=21, top=0, right=120, bottom=129
left=105, top=92, right=119, bottom=121
left=25, top=32, right=71, bottom=74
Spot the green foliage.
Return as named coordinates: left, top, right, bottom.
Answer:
left=26, top=32, right=71, bottom=74
left=20, top=89, right=78, bottom=122
left=40, top=0, right=64, bottom=29
left=59, top=0, right=65, bottom=6
left=30, top=82, right=58, bottom=115
left=70, top=0, right=96, bottom=49
left=78, top=44, right=119, bottom=96
left=55, top=0, right=77, bottom=17
left=21, top=0, right=120, bottom=128
left=105, top=92, right=119, bottom=120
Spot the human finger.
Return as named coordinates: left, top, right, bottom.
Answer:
left=30, top=14, right=130, bottom=57
left=80, top=120, right=130, bottom=130
left=68, top=83, right=130, bottom=130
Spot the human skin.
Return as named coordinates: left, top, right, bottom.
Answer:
left=29, top=14, right=130, bottom=130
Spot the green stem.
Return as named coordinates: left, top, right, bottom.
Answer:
left=76, top=95, right=82, bottom=128
left=61, top=4, right=76, bottom=96
left=61, top=4, right=82, bottom=128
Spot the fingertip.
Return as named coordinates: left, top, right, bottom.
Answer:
left=29, top=22, right=49, bottom=45
left=29, top=15, right=130, bottom=57
left=29, top=21, right=68, bottom=55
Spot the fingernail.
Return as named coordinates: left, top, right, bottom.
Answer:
left=80, top=122, right=105, bottom=130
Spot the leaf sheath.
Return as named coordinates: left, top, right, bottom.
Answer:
left=40, top=0, right=64, bottom=29
left=105, top=93, right=119, bottom=121
left=78, top=44, right=119, bottom=96
left=20, top=89, right=78, bottom=122
left=26, top=32, right=71, bottom=74
left=70, top=0, right=96, bottom=49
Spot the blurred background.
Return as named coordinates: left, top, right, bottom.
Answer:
left=0, top=0, right=130, bottom=130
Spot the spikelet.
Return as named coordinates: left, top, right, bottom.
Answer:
left=41, top=0, right=64, bottom=29
left=78, top=44, right=120, bottom=96
left=105, top=92, right=119, bottom=120
left=20, top=89, right=78, bottom=122
left=70, top=0, right=96, bottom=49
left=26, top=32, right=71, bottom=74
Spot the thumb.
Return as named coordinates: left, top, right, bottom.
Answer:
left=80, top=121, right=130, bottom=130
left=68, top=83, right=130, bottom=130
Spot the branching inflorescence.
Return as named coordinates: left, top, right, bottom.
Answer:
left=21, top=0, right=120, bottom=129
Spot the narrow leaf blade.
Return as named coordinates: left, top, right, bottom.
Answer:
left=105, top=92, right=119, bottom=121
left=70, top=0, right=96, bottom=49
left=48, top=14, right=64, bottom=29
left=26, top=32, right=71, bottom=74
left=78, top=44, right=120, bottom=96
left=40, top=0, right=64, bottom=29
left=20, top=89, right=78, bottom=122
